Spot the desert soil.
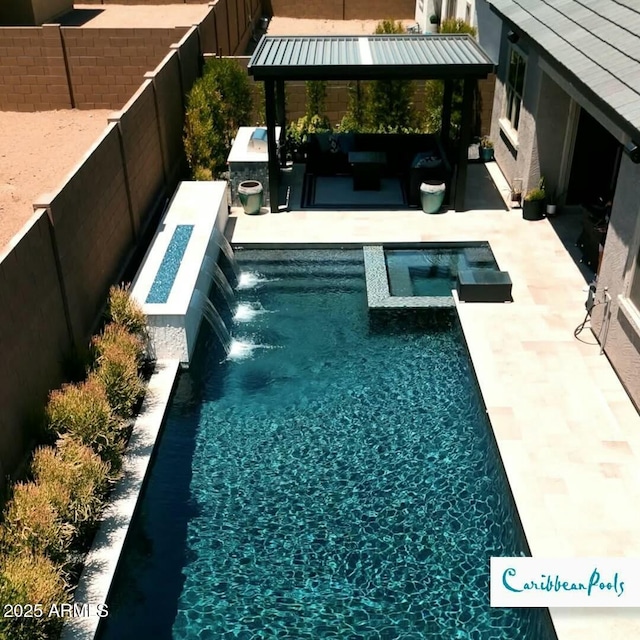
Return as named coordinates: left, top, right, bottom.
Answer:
left=0, top=109, right=112, bottom=252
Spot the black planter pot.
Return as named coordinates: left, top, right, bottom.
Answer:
left=522, top=199, right=545, bottom=221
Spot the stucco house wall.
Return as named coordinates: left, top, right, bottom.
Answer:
left=591, top=155, right=640, bottom=409
left=488, top=26, right=543, bottom=196
left=487, top=8, right=640, bottom=410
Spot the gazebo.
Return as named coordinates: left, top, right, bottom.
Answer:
left=247, top=34, right=494, bottom=213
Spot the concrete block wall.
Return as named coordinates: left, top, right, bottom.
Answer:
left=269, top=0, right=414, bottom=19
left=0, top=212, right=72, bottom=494
left=117, top=81, right=166, bottom=232
left=62, top=26, right=189, bottom=108
left=44, top=123, right=133, bottom=344
left=0, top=25, right=72, bottom=110
left=0, top=26, right=202, bottom=492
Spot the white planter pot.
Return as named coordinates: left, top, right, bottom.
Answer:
left=546, top=204, right=557, bottom=216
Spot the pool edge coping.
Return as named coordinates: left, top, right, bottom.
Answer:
left=60, top=358, right=181, bottom=640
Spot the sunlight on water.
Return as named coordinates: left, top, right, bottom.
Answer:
left=236, top=272, right=275, bottom=289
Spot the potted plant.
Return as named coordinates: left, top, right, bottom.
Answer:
left=479, top=136, right=494, bottom=162
left=522, top=178, right=546, bottom=220
left=428, top=14, right=439, bottom=33
left=545, top=189, right=562, bottom=217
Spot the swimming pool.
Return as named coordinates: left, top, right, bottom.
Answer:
left=99, top=249, right=555, bottom=639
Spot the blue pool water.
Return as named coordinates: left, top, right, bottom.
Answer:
left=386, top=244, right=500, bottom=297
left=146, top=224, right=194, bottom=304
left=100, top=250, right=555, bottom=640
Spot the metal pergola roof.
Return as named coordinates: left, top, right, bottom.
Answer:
left=248, top=34, right=495, bottom=81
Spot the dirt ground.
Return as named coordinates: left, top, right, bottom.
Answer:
left=266, top=17, right=418, bottom=35
left=0, top=109, right=112, bottom=251
left=63, top=4, right=210, bottom=28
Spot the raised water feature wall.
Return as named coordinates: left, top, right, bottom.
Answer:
left=130, top=181, right=229, bottom=364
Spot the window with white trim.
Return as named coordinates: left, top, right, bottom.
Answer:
left=504, top=46, right=526, bottom=131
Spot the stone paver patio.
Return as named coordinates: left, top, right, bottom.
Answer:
left=229, top=164, right=640, bottom=640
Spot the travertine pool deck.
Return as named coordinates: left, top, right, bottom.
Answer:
left=230, top=202, right=640, bottom=639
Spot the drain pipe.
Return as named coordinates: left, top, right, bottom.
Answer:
left=598, top=287, right=612, bottom=355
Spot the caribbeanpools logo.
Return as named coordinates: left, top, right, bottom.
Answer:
left=490, top=558, right=640, bottom=607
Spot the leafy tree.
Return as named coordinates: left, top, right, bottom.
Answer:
left=184, top=57, right=253, bottom=179
left=365, top=21, right=417, bottom=132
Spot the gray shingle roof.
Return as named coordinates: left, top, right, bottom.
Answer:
left=488, top=0, right=640, bottom=138
left=248, top=35, right=494, bottom=81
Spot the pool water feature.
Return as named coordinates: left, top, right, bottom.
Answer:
left=386, top=244, right=500, bottom=298
left=100, top=249, right=555, bottom=640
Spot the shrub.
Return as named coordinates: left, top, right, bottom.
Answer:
left=439, top=18, right=477, bottom=36
left=32, top=441, right=111, bottom=540
left=106, top=285, right=147, bottom=338
left=1, top=482, right=74, bottom=562
left=193, top=165, right=213, bottom=181
left=421, top=80, right=444, bottom=134
left=93, top=322, right=145, bottom=368
left=366, top=21, right=416, bottom=132
left=339, top=82, right=367, bottom=133
left=45, top=379, right=124, bottom=469
left=305, top=80, right=328, bottom=121
left=183, top=57, right=253, bottom=178
left=0, top=551, right=69, bottom=640
left=91, top=338, right=145, bottom=419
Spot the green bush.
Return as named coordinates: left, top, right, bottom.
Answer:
left=366, top=21, right=416, bottom=132
left=93, top=322, right=145, bottom=368
left=1, top=482, right=74, bottom=562
left=305, top=80, right=328, bottom=121
left=183, top=57, right=253, bottom=179
left=0, top=551, right=69, bottom=640
left=421, top=80, right=444, bottom=134
left=32, top=440, right=111, bottom=540
left=106, top=285, right=147, bottom=338
left=45, top=379, right=124, bottom=469
left=91, top=340, right=145, bottom=419
left=339, top=82, right=367, bottom=133
left=286, top=114, right=331, bottom=157
left=439, top=18, right=477, bottom=36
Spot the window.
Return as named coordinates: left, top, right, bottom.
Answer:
left=446, top=0, right=457, bottom=19
left=465, top=2, right=472, bottom=24
left=504, top=46, right=526, bottom=131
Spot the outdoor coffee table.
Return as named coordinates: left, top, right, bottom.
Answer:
left=348, top=151, right=386, bottom=191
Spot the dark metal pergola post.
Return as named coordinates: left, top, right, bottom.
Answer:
left=264, top=79, right=280, bottom=213
left=454, top=78, right=475, bottom=212
left=275, top=79, right=286, bottom=167
left=441, top=79, right=453, bottom=146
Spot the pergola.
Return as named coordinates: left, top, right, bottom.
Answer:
left=247, top=34, right=494, bottom=213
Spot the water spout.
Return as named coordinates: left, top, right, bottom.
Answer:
left=200, top=296, right=232, bottom=354
left=202, top=257, right=237, bottom=311
left=213, top=230, right=240, bottom=286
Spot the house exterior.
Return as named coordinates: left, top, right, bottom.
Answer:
left=480, top=0, right=640, bottom=410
